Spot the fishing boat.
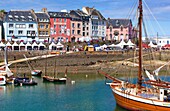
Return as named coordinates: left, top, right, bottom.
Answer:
left=23, top=54, right=42, bottom=76
left=14, top=77, right=37, bottom=86
left=99, top=0, right=170, bottom=110
left=0, top=76, right=6, bottom=85
left=42, top=57, right=67, bottom=84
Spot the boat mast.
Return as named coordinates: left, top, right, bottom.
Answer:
left=138, top=0, right=143, bottom=88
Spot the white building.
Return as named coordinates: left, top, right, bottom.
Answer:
left=153, top=38, right=170, bottom=47
left=82, top=7, right=106, bottom=40
left=3, top=10, right=38, bottom=42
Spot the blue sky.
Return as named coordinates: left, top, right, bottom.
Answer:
left=1, top=0, right=170, bottom=38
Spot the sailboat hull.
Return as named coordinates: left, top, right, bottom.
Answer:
left=112, top=88, right=170, bottom=111
left=43, top=76, right=66, bottom=84
left=31, top=70, right=42, bottom=76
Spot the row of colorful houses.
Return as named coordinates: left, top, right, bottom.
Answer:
left=0, top=7, right=134, bottom=43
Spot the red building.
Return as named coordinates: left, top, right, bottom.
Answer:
left=48, top=11, right=71, bottom=42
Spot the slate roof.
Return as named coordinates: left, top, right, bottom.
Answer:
left=35, top=12, right=49, bottom=19
left=4, top=10, right=36, bottom=22
left=107, top=19, right=132, bottom=28
left=48, top=12, right=70, bottom=18
left=70, top=9, right=90, bottom=21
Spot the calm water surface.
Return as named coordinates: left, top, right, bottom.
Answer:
left=0, top=74, right=128, bottom=111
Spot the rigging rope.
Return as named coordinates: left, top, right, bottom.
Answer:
left=143, top=0, right=166, bottom=37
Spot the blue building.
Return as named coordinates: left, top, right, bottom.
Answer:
left=3, top=10, right=38, bottom=42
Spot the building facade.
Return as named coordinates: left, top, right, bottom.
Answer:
left=3, top=10, right=38, bottom=42
left=153, top=38, right=170, bottom=47
left=82, top=7, right=106, bottom=40
left=106, top=18, right=133, bottom=41
left=35, top=8, right=50, bottom=42
left=70, top=9, right=90, bottom=42
left=48, top=11, right=71, bottom=42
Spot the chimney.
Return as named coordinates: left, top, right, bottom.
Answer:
left=30, top=9, right=34, bottom=13
left=41, top=8, right=47, bottom=12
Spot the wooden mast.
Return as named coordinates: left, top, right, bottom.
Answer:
left=138, top=0, right=143, bottom=88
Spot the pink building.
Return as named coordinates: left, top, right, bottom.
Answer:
left=106, top=18, right=133, bottom=41
left=48, top=11, right=71, bottom=42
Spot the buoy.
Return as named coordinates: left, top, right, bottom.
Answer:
left=86, top=75, right=88, bottom=78
left=71, top=81, right=75, bottom=84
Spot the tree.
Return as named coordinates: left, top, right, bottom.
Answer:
left=0, top=9, right=5, bottom=13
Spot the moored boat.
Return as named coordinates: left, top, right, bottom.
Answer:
left=31, top=70, right=42, bottom=76
left=99, top=0, right=170, bottom=110
left=0, top=76, right=6, bottom=86
left=14, top=77, right=38, bottom=86
left=43, top=76, right=66, bottom=84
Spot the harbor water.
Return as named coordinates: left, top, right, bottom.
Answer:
left=0, top=74, right=127, bottom=111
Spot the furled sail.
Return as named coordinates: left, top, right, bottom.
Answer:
left=4, top=46, right=13, bottom=77
left=5, top=65, right=13, bottom=77
left=153, top=61, right=170, bottom=76
left=144, top=69, right=156, bottom=81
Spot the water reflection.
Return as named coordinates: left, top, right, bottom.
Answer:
left=0, top=86, right=6, bottom=93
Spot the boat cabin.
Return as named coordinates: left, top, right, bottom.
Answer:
left=160, top=89, right=170, bottom=102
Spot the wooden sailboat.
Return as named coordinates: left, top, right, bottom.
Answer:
left=99, top=0, right=170, bottom=110
left=42, top=54, right=66, bottom=84
left=23, top=54, right=42, bottom=76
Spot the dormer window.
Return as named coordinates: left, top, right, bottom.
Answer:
left=116, top=20, right=119, bottom=26
left=8, top=15, right=13, bottom=18
left=21, top=16, right=25, bottom=18
left=14, top=15, right=19, bottom=18
left=28, top=16, right=32, bottom=19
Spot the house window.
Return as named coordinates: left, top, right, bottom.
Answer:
left=46, top=31, right=48, bottom=35
left=18, top=30, right=23, bottom=35
left=54, top=18, right=56, bottom=22
left=83, top=32, right=85, bottom=36
left=64, top=18, right=66, bottom=22
left=27, top=31, right=31, bottom=34
left=9, top=24, right=14, bottom=28
left=29, top=24, right=34, bottom=28
left=40, top=25, right=44, bottom=29
left=72, top=30, right=75, bottom=34
left=77, top=23, right=80, bottom=28
left=77, top=30, right=81, bottom=35
left=9, top=30, right=14, bottom=35
left=72, top=23, right=75, bottom=28
left=54, top=25, right=56, bottom=29
left=16, top=24, right=26, bottom=28
left=83, top=27, right=85, bottom=31
left=54, top=30, right=56, bottom=34
left=59, top=18, right=62, bottom=22
left=46, top=25, right=48, bottom=29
